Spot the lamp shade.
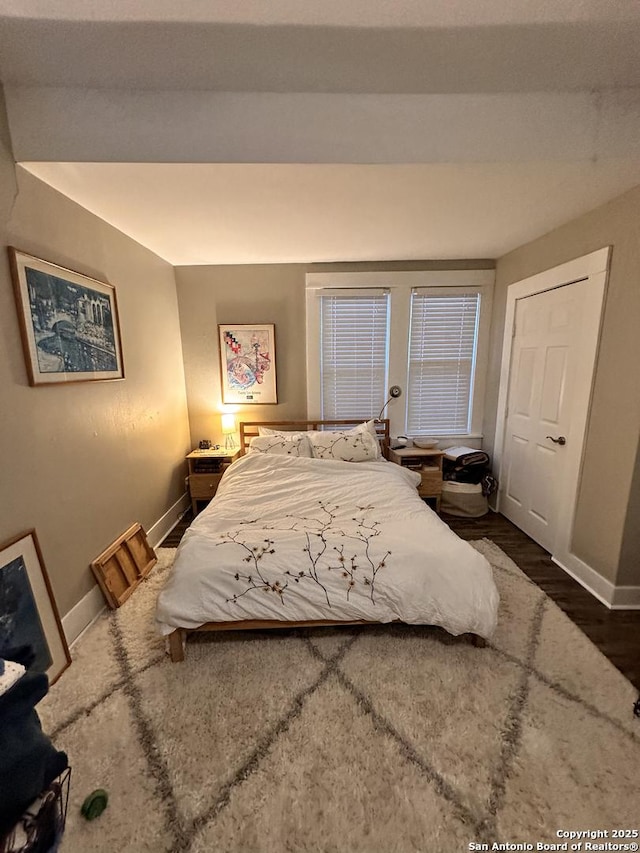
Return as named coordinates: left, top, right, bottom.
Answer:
left=221, top=414, right=236, bottom=435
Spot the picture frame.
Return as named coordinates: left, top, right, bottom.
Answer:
left=0, top=530, right=71, bottom=685
left=219, top=323, right=277, bottom=404
left=9, top=247, right=124, bottom=386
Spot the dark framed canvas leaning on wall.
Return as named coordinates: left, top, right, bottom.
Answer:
left=0, top=530, right=71, bottom=685
left=9, top=248, right=124, bottom=385
left=219, top=323, right=277, bottom=404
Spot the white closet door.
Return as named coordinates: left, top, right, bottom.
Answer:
left=501, top=282, right=583, bottom=551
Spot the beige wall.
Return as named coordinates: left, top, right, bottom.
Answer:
left=175, top=259, right=495, bottom=445
left=0, top=98, right=190, bottom=617
left=175, top=264, right=308, bottom=444
left=486, top=185, right=640, bottom=586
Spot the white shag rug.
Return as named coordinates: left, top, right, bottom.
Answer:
left=38, top=540, right=639, bottom=853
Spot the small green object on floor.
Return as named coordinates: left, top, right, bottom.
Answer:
left=81, top=789, right=108, bottom=820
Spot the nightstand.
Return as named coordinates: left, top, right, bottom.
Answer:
left=388, top=447, right=444, bottom=511
left=186, top=449, right=239, bottom=515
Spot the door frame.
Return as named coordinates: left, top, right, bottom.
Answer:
left=494, top=247, right=611, bottom=575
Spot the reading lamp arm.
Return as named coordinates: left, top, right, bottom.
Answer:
left=376, top=386, right=402, bottom=421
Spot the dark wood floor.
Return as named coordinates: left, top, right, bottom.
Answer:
left=445, top=512, right=640, bottom=691
left=162, top=510, right=640, bottom=691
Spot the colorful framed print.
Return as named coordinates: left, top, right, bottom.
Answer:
left=9, top=248, right=124, bottom=386
left=0, top=530, right=71, bottom=685
left=219, top=324, right=277, bottom=404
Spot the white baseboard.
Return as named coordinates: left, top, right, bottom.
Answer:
left=147, top=491, right=190, bottom=549
left=62, top=584, right=106, bottom=646
left=552, top=552, right=616, bottom=608
left=552, top=551, right=640, bottom=610
left=611, top=585, right=640, bottom=609
left=62, top=491, right=190, bottom=645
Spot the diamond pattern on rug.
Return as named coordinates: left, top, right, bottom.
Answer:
left=341, top=631, right=525, bottom=817
left=38, top=613, right=122, bottom=735
left=52, top=691, right=174, bottom=853
left=306, top=626, right=358, bottom=660
left=533, top=599, right=639, bottom=736
left=496, top=679, right=640, bottom=840
left=190, top=676, right=474, bottom=853
left=42, top=542, right=640, bottom=853
left=135, top=633, right=324, bottom=824
left=487, top=565, right=545, bottom=662
left=115, top=550, right=174, bottom=671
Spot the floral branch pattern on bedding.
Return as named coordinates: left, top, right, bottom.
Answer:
left=155, top=452, right=499, bottom=640
left=247, top=434, right=313, bottom=457
left=219, top=501, right=391, bottom=609
left=308, top=430, right=378, bottom=462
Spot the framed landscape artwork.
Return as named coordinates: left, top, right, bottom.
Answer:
left=219, top=323, right=278, bottom=404
left=0, top=530, right=71, bottom=685
left=9, top=248, right=124, bottom=386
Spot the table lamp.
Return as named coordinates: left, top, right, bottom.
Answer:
left=221, top=413, right=237, bottom=450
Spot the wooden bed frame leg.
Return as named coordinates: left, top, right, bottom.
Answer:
left=168, top=629, right=186, bottom=662
left=471, top=634, right=487, bottom=648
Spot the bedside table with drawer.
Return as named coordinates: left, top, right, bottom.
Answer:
left=186, top=449, right=239, bottom=515
left=388, top=447, right=445, bottom=511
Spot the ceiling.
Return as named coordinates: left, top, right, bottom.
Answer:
left=21, top=161, right=640, bottom=266
left=3, top=2, right=640, bottom=265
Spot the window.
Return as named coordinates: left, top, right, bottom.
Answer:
left=320, top=290, right=390, bottom=420
left=306, top=271, right=493, bottom=439
left=406, top=289, right=481, bottom=435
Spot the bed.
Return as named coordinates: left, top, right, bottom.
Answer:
left=156, top=419, right=499, bottom=661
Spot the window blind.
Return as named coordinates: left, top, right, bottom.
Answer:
left=406, top=290, right=480, bottom=435
left=320, top=290, right=389, bottom=421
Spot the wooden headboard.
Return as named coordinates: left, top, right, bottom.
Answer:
left=239, top=419, right=390, bottom=458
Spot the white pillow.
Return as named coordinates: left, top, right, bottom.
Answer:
left=258, top=426, right=303, bottom=437
left=308, top=424, right=379, bottom=462
left=353, top=420, right=381, bottom=459
left=248, top=434, right=314, bottom=457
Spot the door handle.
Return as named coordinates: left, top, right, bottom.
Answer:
left=546, top=435, right=566, bottom=445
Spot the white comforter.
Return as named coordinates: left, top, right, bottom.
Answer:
left=156, top=453, right=499, bottom=638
